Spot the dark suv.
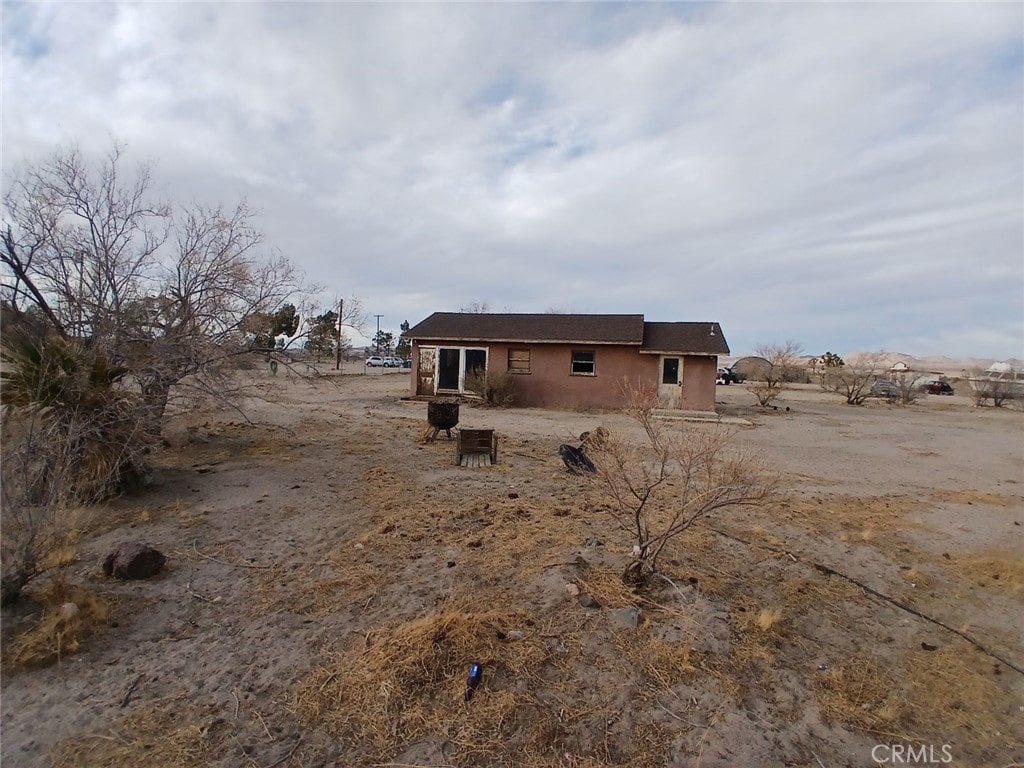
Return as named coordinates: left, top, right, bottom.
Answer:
left=922, top=380, right=954, bottom=395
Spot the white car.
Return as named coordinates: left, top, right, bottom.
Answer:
left=365, top=356, right=386, bottom=367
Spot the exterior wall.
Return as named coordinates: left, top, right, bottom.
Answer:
left=679, top=355, right=718, bottom=412
left=411, top=341, right=720, bottom=412
left=491, top=342, right=658, bottom=410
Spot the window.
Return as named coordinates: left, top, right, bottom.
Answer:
left=508, top=348, right=531, bottom=374
left=571, top=350, right=595, bottom=375
left=662, top=358, right=679, bottom=385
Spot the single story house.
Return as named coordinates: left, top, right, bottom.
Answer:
left=405, top=313, right=729, bottom=412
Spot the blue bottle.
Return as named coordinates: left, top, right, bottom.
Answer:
left=465, top=663, right=483, bottom=701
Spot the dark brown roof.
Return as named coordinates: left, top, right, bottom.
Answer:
left=640, top=322, right=730, bottom=355
left=407, top=313, right=645, bottom=344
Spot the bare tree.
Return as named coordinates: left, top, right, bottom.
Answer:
left=459, top=301, right=490, bottom=313
left=588, top=382, right=776, bottom=585
left=2, top=141, right=314, bottom=431
left=748, top=341, right=803, bottom=407
left=965, top=366, right=1014, bottom=408
left=819, top=352, right=886, bottom=405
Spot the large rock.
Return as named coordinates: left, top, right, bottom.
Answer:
left=103, top=542, right=167, bottom=580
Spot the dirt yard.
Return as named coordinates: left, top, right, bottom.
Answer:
left=2, top=369, right=1022, bottom=768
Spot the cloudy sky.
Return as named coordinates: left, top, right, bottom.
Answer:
left=3, top=2, right=1022, bottom=358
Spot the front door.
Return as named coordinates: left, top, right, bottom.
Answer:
left=417, top=347, right=436, bottom=395
left=658, top=356, right=682, bottom=408
left=437, top=348, right=461, bottom=391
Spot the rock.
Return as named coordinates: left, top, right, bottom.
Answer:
left=506, top=630, right=526, bottom=641
left=58, top=602, right=80, bottom=622
left=577, top=593, right=600, bottom=609
left=610, top=606, right=642, bottom=628
left=102, top=542, right=167, bottom=580
left=565, top=583, right=580, bottom=597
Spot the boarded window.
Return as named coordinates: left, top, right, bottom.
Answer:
left=508, top=349, right=531, bottom=374
left=571, top=350, right=595, bottom=375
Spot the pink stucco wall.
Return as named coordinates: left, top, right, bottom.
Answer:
left=411, top=341, right=720, bottom=412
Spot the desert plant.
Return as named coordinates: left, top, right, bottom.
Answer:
left=819, top=352, right=885, bottom=405
left=464, top=368, right=516, bottom=407
left=965, top=367, right=1014, bottom=408
left=589, top=381, right=776, bottom=585
left=1, top=323, right=149, bottom=604
left=747, top=341, right=803, bottom=406
left=0, top=141, right=342, bottom=434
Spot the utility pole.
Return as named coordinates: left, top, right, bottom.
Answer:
left=335, top=298, right=344, bottom=371
left=374, top=314, right=383, bottom=355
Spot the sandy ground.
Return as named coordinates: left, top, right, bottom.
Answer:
left=2, top=368, right=1022, bottom=768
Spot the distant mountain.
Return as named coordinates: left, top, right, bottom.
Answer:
left=720, top=352, right=1022, bottom=376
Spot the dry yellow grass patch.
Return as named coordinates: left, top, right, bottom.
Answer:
left=939, top=549, right=1024, bottom=595
left=929, top=489, right=1019, bottom=507
left=775, top=495, right=922, bottom=536
left=50, top=696, right=225, bottom=767
left=292, top=601, right=556, bottom=766
left=815, top=656, right=903, bottom=734
left=900, top=644, right=1019, bottom=749
left=3, top=579, right=109, bottom=669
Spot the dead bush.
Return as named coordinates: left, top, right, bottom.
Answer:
left=464, top=368, right=516, bottom=407
left=747, top=340, right=803, bottom=406
left=588, top=381, right=776, bottom=585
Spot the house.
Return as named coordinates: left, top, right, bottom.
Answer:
left=405, top=313, right=729, bottom=412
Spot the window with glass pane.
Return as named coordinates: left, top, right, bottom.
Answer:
left=571, top=350, right=595, bottom=375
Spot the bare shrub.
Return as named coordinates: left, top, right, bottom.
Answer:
left=464, top=369, right=516, bottom=407
left=747, top=341, right=803, bottom=407
left=589, top=382, right=776, bottom=585
left=819, top=352, right=885, bottom=405
left=966, top=367, right=1014, bottom=408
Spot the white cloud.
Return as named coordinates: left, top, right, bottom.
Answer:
left=2, top=2, right=1021, bottom=357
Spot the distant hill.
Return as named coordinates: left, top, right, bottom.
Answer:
left=720, top=352, right=1022, bottom=377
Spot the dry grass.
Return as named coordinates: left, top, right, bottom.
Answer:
left=929, top=489, right=1019, bottom=507
left=3, top=577, right=109, bottom=669
left=900, top=644, right=1020, bottom=752
left=755, top=607, right=784, bottom=632
left=775, top=494, right=922, bottom=535
left=939, top=549, right=1024, bottom=595
left=292, top=600, right=555, bottom=766
left=50, top=696, right=226, bottom=768
left=815, top=656, right=903, bottom=734
left=816, top=646, right=1023, bottom=760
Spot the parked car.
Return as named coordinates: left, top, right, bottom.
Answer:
left=401, top=358, right=412, bottom=369
left=365, top=356, right=386, bottom=367
left=921, top=380, right=954, bottom=395
left=870, top=379, right=899, bottom=398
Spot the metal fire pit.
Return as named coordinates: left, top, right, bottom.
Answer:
left=426, top=400, right=460, bottom=441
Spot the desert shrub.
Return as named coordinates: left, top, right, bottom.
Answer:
left=588, top=381, right=776, bottom=585
left=747, top=341, right=803, bottom=406
left=818, top=352, right=884, bottom=405
left=1, top=326, right=151, bottom=604
left=464, top=369, right=516, bottom=407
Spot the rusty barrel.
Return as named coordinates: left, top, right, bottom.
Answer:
left=427, top=400, right=460, bottom=430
